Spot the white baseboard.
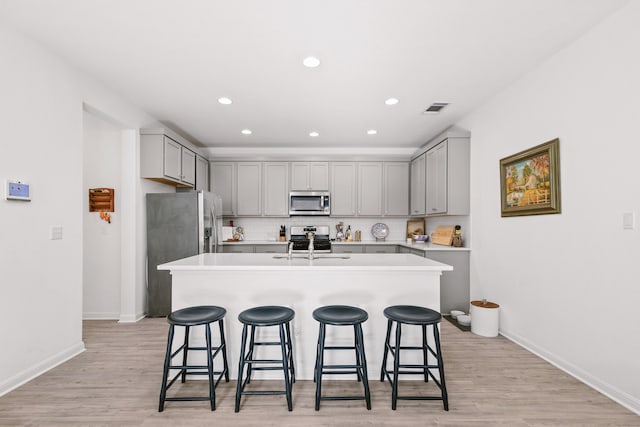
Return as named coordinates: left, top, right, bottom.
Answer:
left=0, top=341, right=85, bottom=397
left=500, top=328, right=640, bottom=416
left=83, top=312, right=120, bottom=320
left=118, top=313, right=146, bottom=323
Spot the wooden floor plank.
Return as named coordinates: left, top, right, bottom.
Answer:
left=0, top=318, right=637, bottom=426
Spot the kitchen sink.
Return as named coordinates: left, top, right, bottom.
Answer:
left=272, top=255, right=351, bottom=260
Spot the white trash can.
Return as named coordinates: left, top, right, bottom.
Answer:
left=470, top=300, right=499, bottom=337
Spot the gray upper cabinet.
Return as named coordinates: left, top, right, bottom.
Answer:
left=195, top=155, right=209, bottom=191
left=210, top=162, right=236, bottom=216
left=330, top=162, right=357, bottom=216
left=263, top=162, right=289, bottom=217
left=410, top=153, right=426, bottom=215
left=141, top=132, right=196, bottom=187
left=290, top=162, right=329, bottom=190
left=357, top=162, right=383, bottom=216
left=236, top=162, right=262, bottom=216
left=384, top=162, right=409, bottom=216
left=425, top=136, right=470, bottom=216
left=426, top=142, right=447, bottom=214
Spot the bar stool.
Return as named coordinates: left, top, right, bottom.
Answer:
left=235, top=305, right=295, bottom=412
left=380, top=305, right=449, bottom=411
left=158, top=305, right=229, bottom=412
left=313, top=305, right=371, bottom=410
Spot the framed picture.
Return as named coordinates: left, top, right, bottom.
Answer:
left=500, top=138, right=561, bottom=217
left=406, top=219, right=425, bottom=238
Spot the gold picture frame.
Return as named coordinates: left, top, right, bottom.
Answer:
left=500, top=138, right=561, bottom=217
left=406, top=219, right=425, bottom=238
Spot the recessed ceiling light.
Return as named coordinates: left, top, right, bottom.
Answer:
left=367, top=129, right=377, bottom=135
left=241, top=129, right=252, bottom=135
left=303, top=56, right=321, bottom=68
left=309, top=131, right=319, bottom=137
left=218, top=97, right=232, bottom=105
left=385, top=98, right=399, bottom=106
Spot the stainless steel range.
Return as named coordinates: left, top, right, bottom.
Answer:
left=289, top=225, right=331, bottom=253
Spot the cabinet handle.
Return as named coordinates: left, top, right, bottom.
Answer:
left=432, top=208, right=437, bottom=211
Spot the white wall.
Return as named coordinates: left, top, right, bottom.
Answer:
left=82, top=110, right=122, bottom=319
left=459, top=1, right=640, bottom=414
left=0, top=23, right=157, bottom=395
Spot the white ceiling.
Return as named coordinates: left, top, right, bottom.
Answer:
left=0, top=0, right=628, bottom=152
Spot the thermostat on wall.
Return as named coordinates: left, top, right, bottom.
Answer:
left=5, top=180, right=31, bottom=201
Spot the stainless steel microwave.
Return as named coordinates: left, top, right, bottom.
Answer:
left=289, top=191, right=330, bottom=216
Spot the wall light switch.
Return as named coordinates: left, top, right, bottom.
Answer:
left=50, top=226, right=63, bottom=240
left=623, top=212, right=635, bottom=230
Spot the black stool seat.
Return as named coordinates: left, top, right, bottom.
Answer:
left=383, top=305, right=440, bottom=325
left=238, top=305, right=295, bottom=326
left=169, top=306, right=226, bottom=326
left=380, top=304, right=448, bottom=411
left=235, top=306, right=296, bottom=412
left=313, top=305, right=368, bottom=325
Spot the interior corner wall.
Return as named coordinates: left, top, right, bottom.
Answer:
left=0, top=23, right=157, bottom=395
left=82, top=110, right=122, bottom=319
left=458, top=2, right=640, bottom=414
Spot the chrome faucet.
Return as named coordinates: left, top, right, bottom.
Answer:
left=287, top=241, right=294, bottom=260
left=306, top=231, right=315, bottom=260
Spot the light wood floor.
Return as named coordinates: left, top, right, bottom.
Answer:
left=0, top=318, right=637, bottom=426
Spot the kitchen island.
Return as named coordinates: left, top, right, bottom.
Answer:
left=158, top=252, right=452, bottom=380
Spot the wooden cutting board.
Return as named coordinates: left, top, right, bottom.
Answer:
left=431, top=226, right=455, bottom=246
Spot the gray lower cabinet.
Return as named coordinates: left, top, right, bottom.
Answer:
left=257, top=244, right=287, bottom=253
left=363, top=245, right=398, bottom=254
left=332, top=245, right=364, bottom=254
left=222, top=245, right=255, bottom=253
left=398, top=247, right=469, bottom=314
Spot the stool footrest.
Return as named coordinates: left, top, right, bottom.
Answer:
left=240, top=390, right=287, bottom=396
left=320, top=396, right=367, bottom=401
left=323, top=345, right=356, bottom=350
left=322, top=370, right=359, bottom=375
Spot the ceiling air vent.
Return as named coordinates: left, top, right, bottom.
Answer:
left=423, top=103, right=449, bottom=114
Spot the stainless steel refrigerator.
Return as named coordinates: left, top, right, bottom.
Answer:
left=146, top=191, right=222, bottom=316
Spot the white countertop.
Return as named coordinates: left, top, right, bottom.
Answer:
left=158, top=253, right=453, bottom=272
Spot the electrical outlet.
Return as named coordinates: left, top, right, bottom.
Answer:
left=623, top=212, right=635, bottom=230
left=50, top=226, right=63, bottom=240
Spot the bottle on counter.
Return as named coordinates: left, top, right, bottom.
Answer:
left=279, top=225, right=287, bottom=242
left=345, top=225, right=352, bottom=242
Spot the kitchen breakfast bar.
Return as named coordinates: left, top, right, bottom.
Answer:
left=158, top=253, right=452, bottom=380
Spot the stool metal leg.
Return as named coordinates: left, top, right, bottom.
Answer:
left=180, top=325, right=190, bottom=383
left=422, top=324, right=429, bottom=382
left=433, top=324, right=449, bottom=411
left=314, top=322, right=326, bottom=410
left=355, top=323, right=371, bottom=410
left=285, top=322, right=296, bottom=384
left=246, top=325, right=256, bottom=384
left=380, top=319, right=393, bottom=381
left=235, top=323, right=249, bottom=413
left=218, top=319, right=230, bottom=382
left=279, top=324, right=293, bottom=411
left=158, top=324, right=175, bottom=412
left=205, top=323, right=216, bottom=411
left=392, top=321, right=401, bottom=410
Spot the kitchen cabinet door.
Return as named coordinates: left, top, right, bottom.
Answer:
left=290, top=162, right=329, bottom=190
left=426, top=142, right=447, bottom=214
left=357, top=162, right=383, bottom=216
left=364, top=245, right=397, bottom=254
left=180, top=147, right=196, bottom=185
left=410, top=153, right=426, bottom=215
left=330, top=162, right=357, bottom=216
left=263, top=162, right=289, bottom=216
left=195, top=155, right=209, bottom=191
left=332, top=245, right=363, bottom=254
left=236, top=162, right=262, bottom=216
left=163, top=137, right=182, bottom=181
left=384, top=162, right=409, bottom=216
left=210, top=162, right=236, bottom=216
